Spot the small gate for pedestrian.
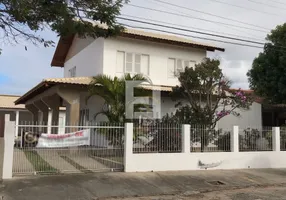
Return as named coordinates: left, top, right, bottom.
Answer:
left=12, top=123, right=124, bottom=176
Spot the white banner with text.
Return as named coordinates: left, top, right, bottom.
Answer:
left=36, top=129, right=90, bottom=148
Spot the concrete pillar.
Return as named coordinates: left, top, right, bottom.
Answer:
left=47, top=111, right=52, bottom=134
left=34, top=100, right=49, bottom=133
left=15, top=110, right=20, bottom=137
left=3, top=114, right=15, bottom=179
left=57, top=87, right=80, bottom=132
left=231, top=126, right=239, bottom=153
left=124, top=123, right=133, bottom=172
left=43, top=95, right=61, bottom=134
left=272, top=127, right=280, bottom=152
left=182, top=124, right=190, bottom=153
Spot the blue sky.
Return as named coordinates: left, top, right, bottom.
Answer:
left=0, top=0, right=284, bottom=95
left=0, top=30, right=63, bottom=95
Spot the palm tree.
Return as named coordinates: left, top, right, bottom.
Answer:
left=87, top=73, right=151, bottom=123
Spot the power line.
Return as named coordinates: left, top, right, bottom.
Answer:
left=140, top=0, right=267, bottom=39
left=117, top=17, right=265, bottom=45
left=121, top=14, right=266, bottom=42
left=267, top=0, right=286, bottom=6
left=151, top=0, right=270, bottom=30
left=126, top=4, right=269, bottom=33
left=207, top=0, right=284, bottom=17
left=120, top=23, right=264, bottom=49
left=248, top=0, right=286, bottom=10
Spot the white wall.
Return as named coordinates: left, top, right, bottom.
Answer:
left=217, top=102, right=262, bottom=130
left=125, top=152, right=286, bottom=172
left=103, top=37, right=206, bottom=86
left=124, top=124, right=282, bottom=173
left=64, top=37, right=104, bottom=77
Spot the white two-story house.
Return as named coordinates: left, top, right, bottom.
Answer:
left=15, top=26, right=262, bottom=131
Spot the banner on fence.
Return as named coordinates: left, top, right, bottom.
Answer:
left=36, top=129, right=90, bottom=148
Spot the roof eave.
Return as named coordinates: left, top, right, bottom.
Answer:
left=51, top=32, right=225, bottom=68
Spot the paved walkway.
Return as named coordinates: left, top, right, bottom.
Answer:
left=66, top=155, right=109, bottom=171
left=105, top=186, right=286, bottom=200
left=36, top=150, right=80, bottom=173
left=12, top=149, right=35, bottom=175
left=2, top=169, right=286, bottom=200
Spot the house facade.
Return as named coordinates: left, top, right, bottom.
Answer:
left=15, top=26, right=263, bottom=131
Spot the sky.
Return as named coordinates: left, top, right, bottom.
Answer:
left=0, top=0, right=285, bottom=95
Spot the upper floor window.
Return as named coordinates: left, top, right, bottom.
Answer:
left=116, top=51, right=149, bottom=75
left=168, top=58, right=196, bottom=78
left=69, top=66, right=76, bottom=77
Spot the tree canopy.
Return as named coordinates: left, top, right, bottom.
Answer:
left=247, top=23, right=286, bottom=104
left=0, top=0, right=127, bottom=54
left=165, top=58, right=253, bottom=128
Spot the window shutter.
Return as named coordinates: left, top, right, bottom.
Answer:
left=126, top=53, right=133, bottom=73
left=168, top=58, right=176, bottom=78
left=177, top=59, right=183, bottom=74
left=184, top=60, right=189, bottom=69
left=189, top=61, right=196, bottom=69
left=135, top=54, right=141, bottom=73
left=141, top=55, right=149, bottom=75
left=116, top=51, right=125, bottom=73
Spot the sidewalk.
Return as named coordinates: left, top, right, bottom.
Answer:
left=2, top=169, right=286, bottom=200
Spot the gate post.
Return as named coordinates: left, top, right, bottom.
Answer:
left=124, top=123, right=133, bottom=172
left=2, top=114, right=15, bottom=179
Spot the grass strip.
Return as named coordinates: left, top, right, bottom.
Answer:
left=89, top=156, right=124, bottom=171
left=23, top=150, right=59, bottom=175
left=60, top=155, right=92, bottom=173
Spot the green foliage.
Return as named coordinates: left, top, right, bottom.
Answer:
left=88, top=73, right=150, bottom=123
left=0, top=0, right=128, bottom=50
left=247, top=23, right=286, bottom=104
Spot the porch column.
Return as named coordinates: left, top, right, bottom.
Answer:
left=43, top=95, right=61, bottom=134
left=15, top=110, right=20, bottom=137
left=57, top=87, right=80, bottom=132
left=34, top=100, right=49, bottom=133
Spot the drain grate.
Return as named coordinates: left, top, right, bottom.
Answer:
left=207, top=180, right=226, bottom=185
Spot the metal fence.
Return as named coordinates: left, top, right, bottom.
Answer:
left=133, top=123, right=182, bottom=153
left=190, top=125, right=232, bottom=152
left=239, top=127, right=273, bottom=152
left=13, top=122, right=124, bottom=176
left=280, top=127, right=286, bottom=151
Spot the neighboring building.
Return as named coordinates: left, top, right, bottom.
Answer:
left=14, top=25, right=263, bottom=131
left=0, top=94, right=66, bottom=135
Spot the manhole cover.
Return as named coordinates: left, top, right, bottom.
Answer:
left=207, top=180, right=226, bottom=185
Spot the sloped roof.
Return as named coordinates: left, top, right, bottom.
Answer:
left=0, top=95, right=25, bottom=109
left=51, top=26, right=225, bottom=67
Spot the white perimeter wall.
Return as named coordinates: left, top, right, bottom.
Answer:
left=126, top=152, right=286, bottom=172
left=124, top=124, right=283, bottom=173
left=64, top=37, right=104, bottom=77
left=103, top=37, right=206, bottom=86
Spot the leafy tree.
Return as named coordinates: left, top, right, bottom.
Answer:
left=165, top=58, right=253, bottom=151
left=247, top=23, right=286, bottom=104
left=87, top=73, right=150, bottom=123
left=0, top=0, right=128, bottom=54
left=87, top=73, right=151, bottom=147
